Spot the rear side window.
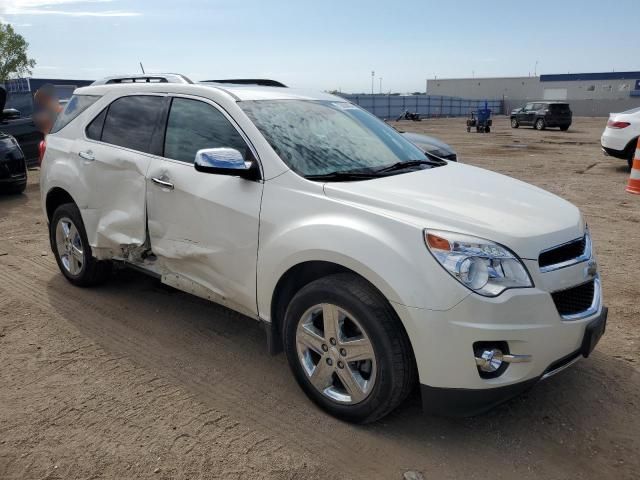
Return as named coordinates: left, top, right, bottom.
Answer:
left=86, top=108, right=107, bottom=140
left=50, top=94, right=100, bottom=134
left=163, top=97, right=249, bottom=164
left=549, top=104, right=570, bottom=114
left=100, top=95, right=164, bottom=153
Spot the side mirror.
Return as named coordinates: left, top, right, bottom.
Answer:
left=2, top=108, right=21, bottom=120
left=194, top=147, right=259, bottom=180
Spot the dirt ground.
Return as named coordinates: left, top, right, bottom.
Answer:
left=0, top=116, right=638, bottom=480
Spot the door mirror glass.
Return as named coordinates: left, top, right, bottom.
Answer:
left=194, top=147, right=257, bottom=179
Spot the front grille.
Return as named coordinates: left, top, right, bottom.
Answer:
left=551, top=280, right=595, bottom=316
left=539, top=236, right=586, bottom=268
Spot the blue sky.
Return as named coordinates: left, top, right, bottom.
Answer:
left=1, top=0, right=638, bottom=92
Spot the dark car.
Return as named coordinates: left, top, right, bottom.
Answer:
left=0, top=85, right=42, bottom=167
left=510, top=101, right=572, bottom=131
left=0, top=79, right=93, bottom=166
left=401, top=132, right=458, bottom=161
left=0, top=131, right=27, bottom=194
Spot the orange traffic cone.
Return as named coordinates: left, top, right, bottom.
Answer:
left=626, top=137, right=640, bottom=195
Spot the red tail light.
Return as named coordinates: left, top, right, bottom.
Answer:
left=38, top=140, right=46, bottom=166
left=607, top=120, right=631, bottom=129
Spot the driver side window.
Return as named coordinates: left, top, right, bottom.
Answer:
left=524, top=103, right=534, bottom=111
left=163, top=98, right=249, bottom=164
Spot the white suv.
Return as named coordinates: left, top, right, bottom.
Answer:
left=601, top=106, right=640, bottom=169
left=40, top=82, right=607, bottom=423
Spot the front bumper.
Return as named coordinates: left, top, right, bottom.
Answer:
left=419, top=307, right=607, bottom=416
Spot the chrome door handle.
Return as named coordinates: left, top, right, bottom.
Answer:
left=151, top=177, right=174, bottom=190
left=78, top=150, right=95, bottom=161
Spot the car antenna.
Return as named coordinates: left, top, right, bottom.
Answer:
left=139, top=62, right=145, bottom=74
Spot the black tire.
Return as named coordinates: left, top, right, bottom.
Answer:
left=627, top=139, right=638, bottom=171
left=510, top=118, right=519, bottom=128
left=535, top=118, right=546, bottom=130
left=485, top=126, right=491, bottom=133
left=49, top=202, right=111, bottom=287
left=560, top=125, right=570, bottom=131
left=283, top=273, right=416, bottom=423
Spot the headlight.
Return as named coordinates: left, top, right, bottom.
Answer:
left=424, top=229, right=533, bottom=297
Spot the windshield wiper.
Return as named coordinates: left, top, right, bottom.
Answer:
left=374, top=158, right=446, bottom=174
left=304, top=170, right=384, bottom=182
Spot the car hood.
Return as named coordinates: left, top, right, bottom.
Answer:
left=323, top=162, right=583, bottom=259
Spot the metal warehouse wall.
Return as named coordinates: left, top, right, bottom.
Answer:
left=427, top=74, right=640, bottom=116
left=340, top=94, right=502, bottom=119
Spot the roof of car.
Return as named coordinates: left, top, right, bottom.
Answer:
left=74, top=82, right=343, bottom=102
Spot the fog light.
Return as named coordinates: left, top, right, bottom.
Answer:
left=476, top=348, right=504, bottom=373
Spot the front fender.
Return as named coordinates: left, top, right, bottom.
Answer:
left=256, top=172, right=469, bottom=322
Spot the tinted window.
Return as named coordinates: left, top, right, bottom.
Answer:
left=101, top=95, right=163, bottom=153
left=50, top=94, right=100, bottom=133
left=524, top=103, right=534, bottom=111
left=86, top=107, right=107, bottom=140
left=549, top=104, right=570, bottom=114
left=164, top=98, right=248, bottom=163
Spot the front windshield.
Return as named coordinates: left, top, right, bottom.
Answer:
left=239, top=99, right=430, bottom=177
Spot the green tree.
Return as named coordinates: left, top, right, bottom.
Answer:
left=0, top=23, right=36, bottom=81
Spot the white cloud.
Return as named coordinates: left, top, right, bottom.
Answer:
left=1, top=0, right=140, bottom=17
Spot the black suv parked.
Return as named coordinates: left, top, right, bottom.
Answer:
left=0, top=131, right=27, bottom=194
left=511, top=102, right=572, bottom=131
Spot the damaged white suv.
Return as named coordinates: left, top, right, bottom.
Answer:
left=41, top=82, right=607, bottom=423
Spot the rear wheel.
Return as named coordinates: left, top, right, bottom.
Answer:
left=510, top=118, right=519, bottom=128
left=50, top=203, right=111, bottom=286
left=535, top=118, right=546, bottom=130
left=283, top=273, right=416, bottom=423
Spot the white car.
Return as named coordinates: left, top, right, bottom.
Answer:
left=601, top=106, right=640, bottom=169
left=40, top=82, right=607, bottom=423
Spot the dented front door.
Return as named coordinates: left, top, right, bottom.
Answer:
left=146, top=96, right=263, bottom=318
left=146, top=158, right=263, bottom=318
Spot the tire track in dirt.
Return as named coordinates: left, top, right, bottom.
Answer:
left=0, top=245, right=429, bottom=479
left=4, top=238, right=639, bottom=479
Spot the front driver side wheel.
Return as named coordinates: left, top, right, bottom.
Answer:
left=283, top=273, right=416, bottom=423
left=511, top=118, right=519, bottom=128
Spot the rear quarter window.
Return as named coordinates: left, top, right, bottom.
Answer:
left=50, top=94, right=101, bottom=134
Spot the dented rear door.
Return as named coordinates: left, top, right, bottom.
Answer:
left=82, top=94, right=166, bottom=250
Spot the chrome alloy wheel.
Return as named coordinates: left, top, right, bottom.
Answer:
left=55, top=217, right=84, bottom=276
left=295, top=303, right=377, bottom=404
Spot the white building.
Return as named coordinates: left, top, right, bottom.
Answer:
left=427, top=71, right=640, bottom=116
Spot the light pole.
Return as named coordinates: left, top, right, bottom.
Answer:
left=371, top=70, right=375, bottom=95
left=379, top=77, right=383, bottom=94
left=534, top=60, right=539, bottom=77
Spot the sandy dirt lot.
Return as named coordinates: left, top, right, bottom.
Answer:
left=1, top=116, right=638, bottom=479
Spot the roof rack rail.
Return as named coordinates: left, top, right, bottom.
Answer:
left=91, top=73, right=193, bottom=85
left=202, top=79, right=287, bottom=88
